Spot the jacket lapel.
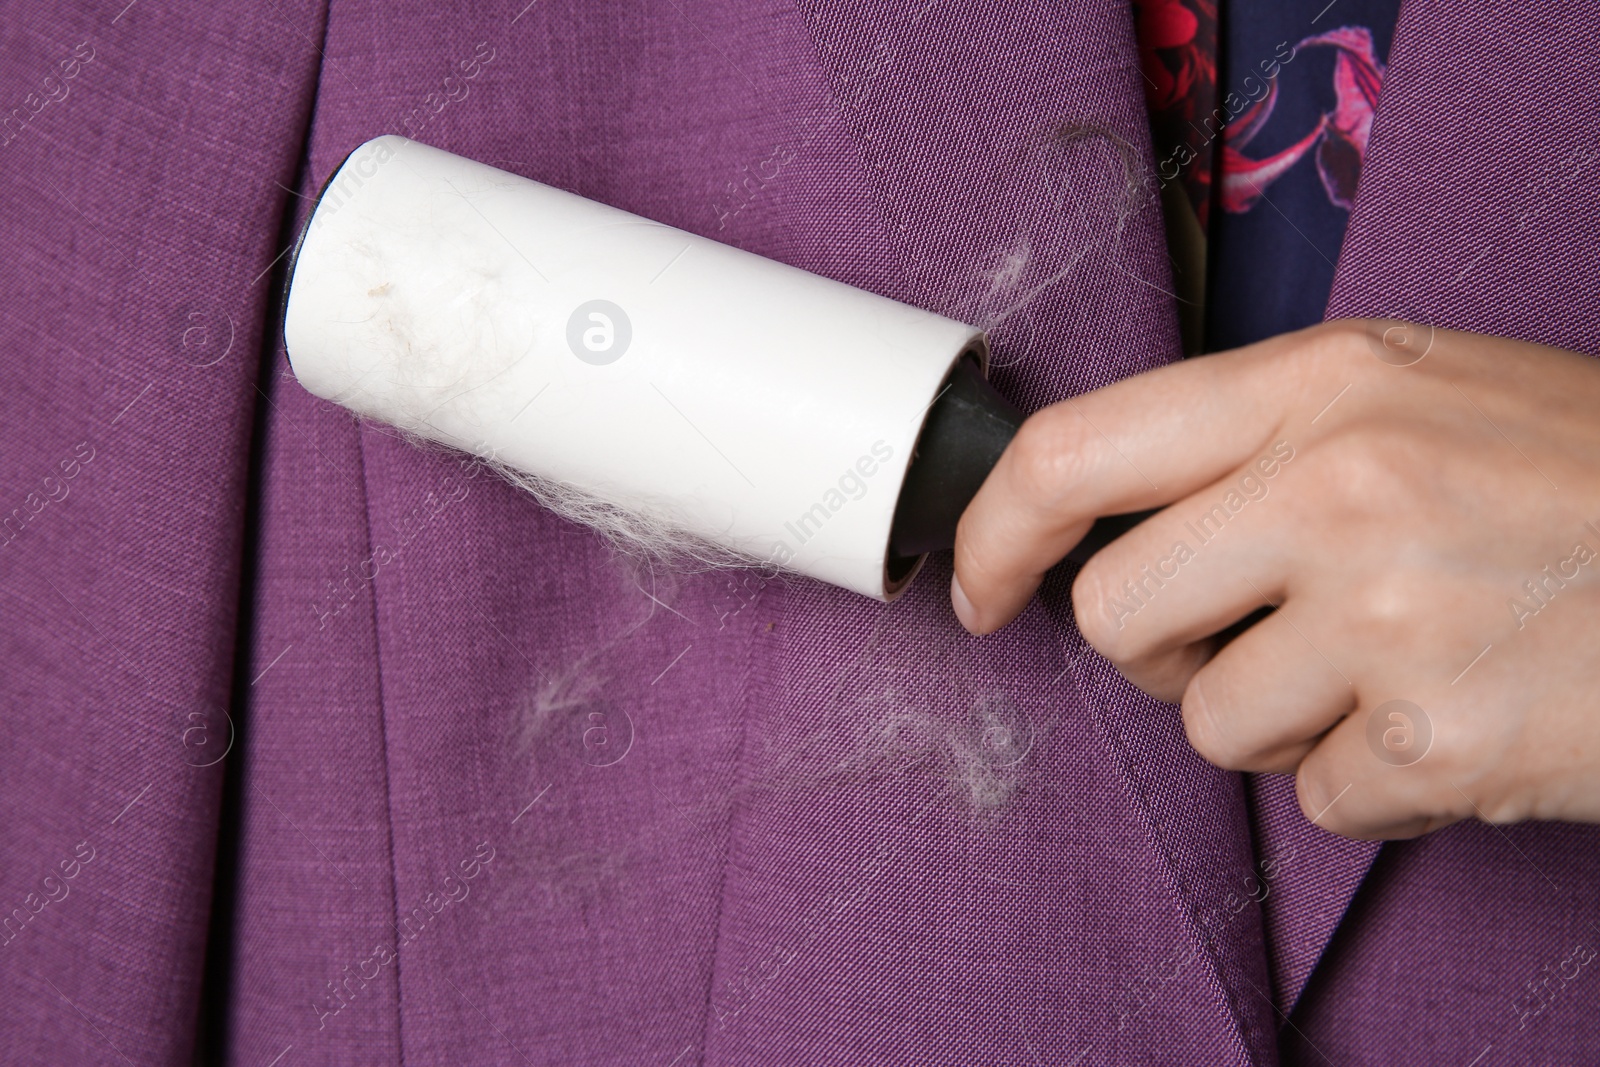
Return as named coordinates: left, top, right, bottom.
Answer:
left=1245, top=774, right=1378, bottom=1012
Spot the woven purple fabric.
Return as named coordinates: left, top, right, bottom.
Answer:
left=0, top=1, right=1596, bottom=1065
left=1245, top=774, right=1378, bottom=1012
left=0, top=1, right=322, bottom=1062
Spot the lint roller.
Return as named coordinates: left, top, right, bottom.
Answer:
left=283, top=135, right=1127, bottom=600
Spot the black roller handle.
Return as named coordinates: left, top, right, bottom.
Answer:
left=887, top=356, right=1153, bottom=565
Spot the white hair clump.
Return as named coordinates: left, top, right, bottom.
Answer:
left=828, top=688, right=1034, bottom=812
left=484, top=458, right=772, bottom=573
left=353, top=411, right=776, bottom=575
left=744, top=610, right=1048, bottom=816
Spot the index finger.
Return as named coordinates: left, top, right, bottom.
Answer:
left=950, top=324, right=1331, bottom=634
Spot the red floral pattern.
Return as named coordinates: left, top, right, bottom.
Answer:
left=1133, top=0, right=1219, bottom=226
left=1220, top=27, right=1386, bottom=213
left=1133, top=4, right=1388, bottom=224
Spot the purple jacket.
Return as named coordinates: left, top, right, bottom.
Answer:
left=1, top=1, right=1596, bottom=1063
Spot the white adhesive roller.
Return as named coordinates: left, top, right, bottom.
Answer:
left=283, top=135, right=999, bottom=599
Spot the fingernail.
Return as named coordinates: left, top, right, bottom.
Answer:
left=951, top=572, right=979, bottom=632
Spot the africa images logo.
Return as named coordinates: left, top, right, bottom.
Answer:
left=1365, top=699, right=1431, bottom=767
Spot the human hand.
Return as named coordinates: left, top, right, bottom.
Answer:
left=951, top=320, right=1600, bottom=839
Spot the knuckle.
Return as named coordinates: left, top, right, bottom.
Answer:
left=1184, top=671, right=1254, bottom=771
left=1294, top=764, right=1347, bottom=830
left=1344, top=573, right=1429, bottom=638
left=1281, top=319, right=1382, bottom=394
left=1420, top=709, right=1510, bottom=785
left=1006, top=408, right=1098, bottom=507
left=1071, top=559, right=1142, bottom=661
left=1070, top=562, right=1117, bottom=648
left=1300, top=425, right=1413, bottom=511
left=1181, top=672, right=1249, bottom=769
left=1467, top=791, right=1528, bottom=825
left=1312, top=318, right=1381, bottom=368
